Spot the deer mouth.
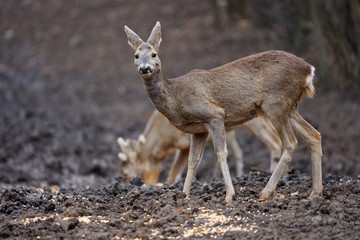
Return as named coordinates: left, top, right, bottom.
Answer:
left=139, top=66, right=153, bottom=75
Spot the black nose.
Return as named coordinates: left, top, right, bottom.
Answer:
left=139, top=66, right=152, bottom=74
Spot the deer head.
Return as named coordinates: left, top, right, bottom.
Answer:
left=124, top=22, right=162, bottom=79
left=117, top=135, right=163, bottom=184
left=117, top=135, right=146, bottom=179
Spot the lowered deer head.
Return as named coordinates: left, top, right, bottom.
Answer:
left=117, top=133, right=171, bottom=185
left=117, top=109, right=190, bottom=185
left=117, top=135, right=146, bottom=179
left=124, top=22, right=322, bottom=202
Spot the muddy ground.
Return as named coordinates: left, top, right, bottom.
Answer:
left=1, top=1, right=360, bottom=239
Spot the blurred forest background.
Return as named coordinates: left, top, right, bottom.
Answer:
left=0, top=0, right=359, bottom=187
left=215, top=0, right=360, bottom=90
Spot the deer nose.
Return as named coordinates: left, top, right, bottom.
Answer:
left=139, top=66, right=152, bottom=74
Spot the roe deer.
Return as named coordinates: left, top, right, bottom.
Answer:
left=117, top=109, right=282, bottom=185
left=124, top=22, right=322, bottom=202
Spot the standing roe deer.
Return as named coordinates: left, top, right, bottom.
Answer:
left=124, top=22, right=322, bottom=202
left=117, top=109, right=282, bottom=185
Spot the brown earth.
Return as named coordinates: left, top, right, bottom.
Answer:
left=1, top=1, right=360, bottom=239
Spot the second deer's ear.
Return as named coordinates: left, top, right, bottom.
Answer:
left=147, top=21, right=162, bottom=51
left=124, top=25, right=144, bottom=50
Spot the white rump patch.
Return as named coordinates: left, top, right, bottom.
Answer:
left=306, top=66, right=315, bottom=87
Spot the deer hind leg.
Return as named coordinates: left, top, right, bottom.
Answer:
left=226, top=130, right=244, bottom=177
left=290, top=111, right=323, bottom=199
left=264, top=118, right=283, bottom=173
left=183, top=132, right=208, bottom=199
left=245, top=117, right=283, bottom=173
left=166, top=148, right=189, bottom=184
left=206, top=119, right=235, bottom=202
left=211, top=160, right=221, bottom=179
left=259, top=117, right=297, bottom=200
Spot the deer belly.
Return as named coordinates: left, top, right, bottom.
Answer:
left=176, top=122, right=207, bottom=134
left=224, top=105, right=260, bottom=128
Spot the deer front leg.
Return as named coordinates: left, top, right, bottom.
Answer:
left=183, top=132, right=208, bottom=199
left=206, top=119, right=235, bottom=202
left=166, top=148, right=190, bottom=184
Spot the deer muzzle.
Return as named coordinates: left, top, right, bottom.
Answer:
left=139, top=66, right=152, bottom=74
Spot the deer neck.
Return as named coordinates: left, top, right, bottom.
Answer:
left=142, top=70, right=170, bottom=114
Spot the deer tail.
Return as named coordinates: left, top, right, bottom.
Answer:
left=304, top=66, right=316, bottom=98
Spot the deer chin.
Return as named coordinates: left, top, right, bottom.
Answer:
left=140, top=72, right=153, bottom=78
left=140, top=70, right=161, bottom=81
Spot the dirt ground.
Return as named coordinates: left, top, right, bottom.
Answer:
left=1, top=1, right=360, bottom=239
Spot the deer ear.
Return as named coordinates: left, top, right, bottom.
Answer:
left=147, top=21, right=162, bottom=51
left=124, top=25, right=144, bottom=50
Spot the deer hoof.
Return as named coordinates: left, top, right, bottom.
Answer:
left=259, top=190, right=272, bottom=201
left=309, top=190, right=323, bottom=199
left=225, top=194, right=234, bottom=203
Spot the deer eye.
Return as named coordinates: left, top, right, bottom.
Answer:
left=135, top=54, right=139, bottom=59
left=151, top=53, right=157, bottom=58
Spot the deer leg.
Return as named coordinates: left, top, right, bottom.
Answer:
left=263, top=120, right=283, bottom=173
left=206, top=119, right=235, bottom=202
left=166, top=148, right=190, bottom=184
left=245, top=118, right=283, bottom=173
left=183, top=132, right=208, bottom=199
left=211, top=163, right=221, bottom=179
left=226, top=130, right=244, bottom=177
left=259, top=118, right=297, bottom=200
left=290, top=111, right=323, bottom=199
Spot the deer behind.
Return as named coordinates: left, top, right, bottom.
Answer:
left=124, top=22, right=322, bottom=202
left=118, top=110, right=282, bottom=185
